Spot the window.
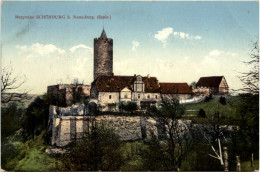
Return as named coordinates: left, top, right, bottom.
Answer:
left=138, top=94, right=140, bottom=99
left=147, top=95, right=150, bottom=99
left=109, top=95, right=112, bottom=99
left=124, top=94, right=128, bottom=98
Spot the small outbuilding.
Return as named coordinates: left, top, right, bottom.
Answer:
left=195, top=76, right=229, bottom=95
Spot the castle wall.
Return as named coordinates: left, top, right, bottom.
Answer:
left=50, top=106, right=163, bottom=147
left=161, top=94, right=192, bottom=101
left=94, top=38, right=113, bottom=80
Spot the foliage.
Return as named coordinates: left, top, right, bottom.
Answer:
left=21, top=96, right=50, bottom=140
left=238, top=41, right=259, bottom=94
left=119, top=101, right=138, bottom=114
left=56, top=123, right=125, bottom=171
left=107, top=103, right=117, bottom=111
left=241, top=160, right=259, bottom=171
left=45, top=92, right=66, bottom=107
left=1, top=103, right=25, bottom=140
left=219, top=96, right=226, bottom=105
left=144, top=98, right=194, bottom=170
left=231, top=94, right=259, bottom=158
left=189, top=81, right=197, bottom=88
left=184, top=95, right=236, bottom=119
left=197, top=108, right=206, bottom=118
left=204, top=94, right=213, bottom=102
left=2, top=130, right=56, bottom=171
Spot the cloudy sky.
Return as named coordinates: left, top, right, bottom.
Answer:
left=1, top=1, right=259, bottom=94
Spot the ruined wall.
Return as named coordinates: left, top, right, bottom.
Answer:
left=94, top=37, right=113, bottom=80
left=47, top=84, right=91, bottom=106
left=50, top=106, right=160, bottom=147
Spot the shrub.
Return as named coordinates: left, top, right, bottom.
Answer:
left=219, top=96, right=226, bottom=105
left=198, top=109, right=207, bottom=118
left=205, top=94, right=213, bottom=102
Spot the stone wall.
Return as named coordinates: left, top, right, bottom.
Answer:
left=49, top=106, right=161, bottom=147
left=47, top=84, right=91, bottom=106
left=94, top=37, right=113, bottom=80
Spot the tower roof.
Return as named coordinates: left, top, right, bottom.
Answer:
left=100, top=28, right=107, bottom=38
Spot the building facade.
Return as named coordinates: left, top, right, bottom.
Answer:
left=194, top=76, right=229, bottom=95
left=160, top=83, right=193, bottom=100
left=90, top=74, right=161, bottom=110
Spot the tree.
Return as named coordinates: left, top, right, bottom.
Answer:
left=144, top=98, right=194, bottom=170
left=235, top=41, right=259, bottom=164
left=1, top=103, right=24, bottom=140
left=238, top=41, right=259, bottom=94
left=1, top=66, right=29, bottom=104
left=21, top=96, right=49, bottom=140
left=57, top=122, right=125, bottom=171
left=125, top=102, right=138, bottom=115
left=119, top=101, right=137, bottom=114
left=190, top=81, right=197, bottom=89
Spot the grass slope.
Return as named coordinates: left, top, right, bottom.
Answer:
left=183, top=96, right=238, bottom=118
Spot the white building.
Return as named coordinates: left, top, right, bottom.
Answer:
left=90, top=74, right=193, bottom=110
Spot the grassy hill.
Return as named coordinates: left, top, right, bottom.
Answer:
left=183, top=95, right=238, bottom=119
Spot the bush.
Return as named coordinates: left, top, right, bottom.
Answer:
left=219, top=96, right=226, bottom=105
left=198, top=109, right=207, bottom=118
left=57, top=124, right=125, bottom=171
left=119, top=101, right=138, bottom=114
left=1, top=103, right=24, bottom=140
left=205, top=94, right=213, bottom=102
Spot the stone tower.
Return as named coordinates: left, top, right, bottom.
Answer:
left=93, top=28, right=113, bottom=80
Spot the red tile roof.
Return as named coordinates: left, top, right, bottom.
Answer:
left=159, top=83, right=193, bottom=94
left=196, top=76, right=224, bottom=87
left=92, top=75, right=160, bottom=93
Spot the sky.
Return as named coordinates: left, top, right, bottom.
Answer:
left=1, top=1, right=259, bottom=94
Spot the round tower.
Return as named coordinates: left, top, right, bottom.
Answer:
left=93, top=28, right=113, bottom=80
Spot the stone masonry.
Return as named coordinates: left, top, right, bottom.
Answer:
left=49, top=105, right=162, bottom=147
left=94, top=29, right=113, bottom=80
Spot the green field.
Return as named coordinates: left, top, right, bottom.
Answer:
left=183, top=95, right=238, bottom=118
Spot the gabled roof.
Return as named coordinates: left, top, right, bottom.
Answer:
left=196, top=76, right=224, bottom=87
left=100, top=28, right=107, bottom=38
left=159, top=83, right=193, bottom=94
left=92, top=75, right=160, bottom=93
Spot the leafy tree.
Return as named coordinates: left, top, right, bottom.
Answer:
left=119, top=101, right=137, bottom=114
left=57, top=123, right=125, bottom=171
left=125, top=102, right=138, bottom=115
left=1, top=103, right=24, bottom=140
left=21, top=96, right=49, bottom=141
left=189, top=81, right=197, bottom=89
